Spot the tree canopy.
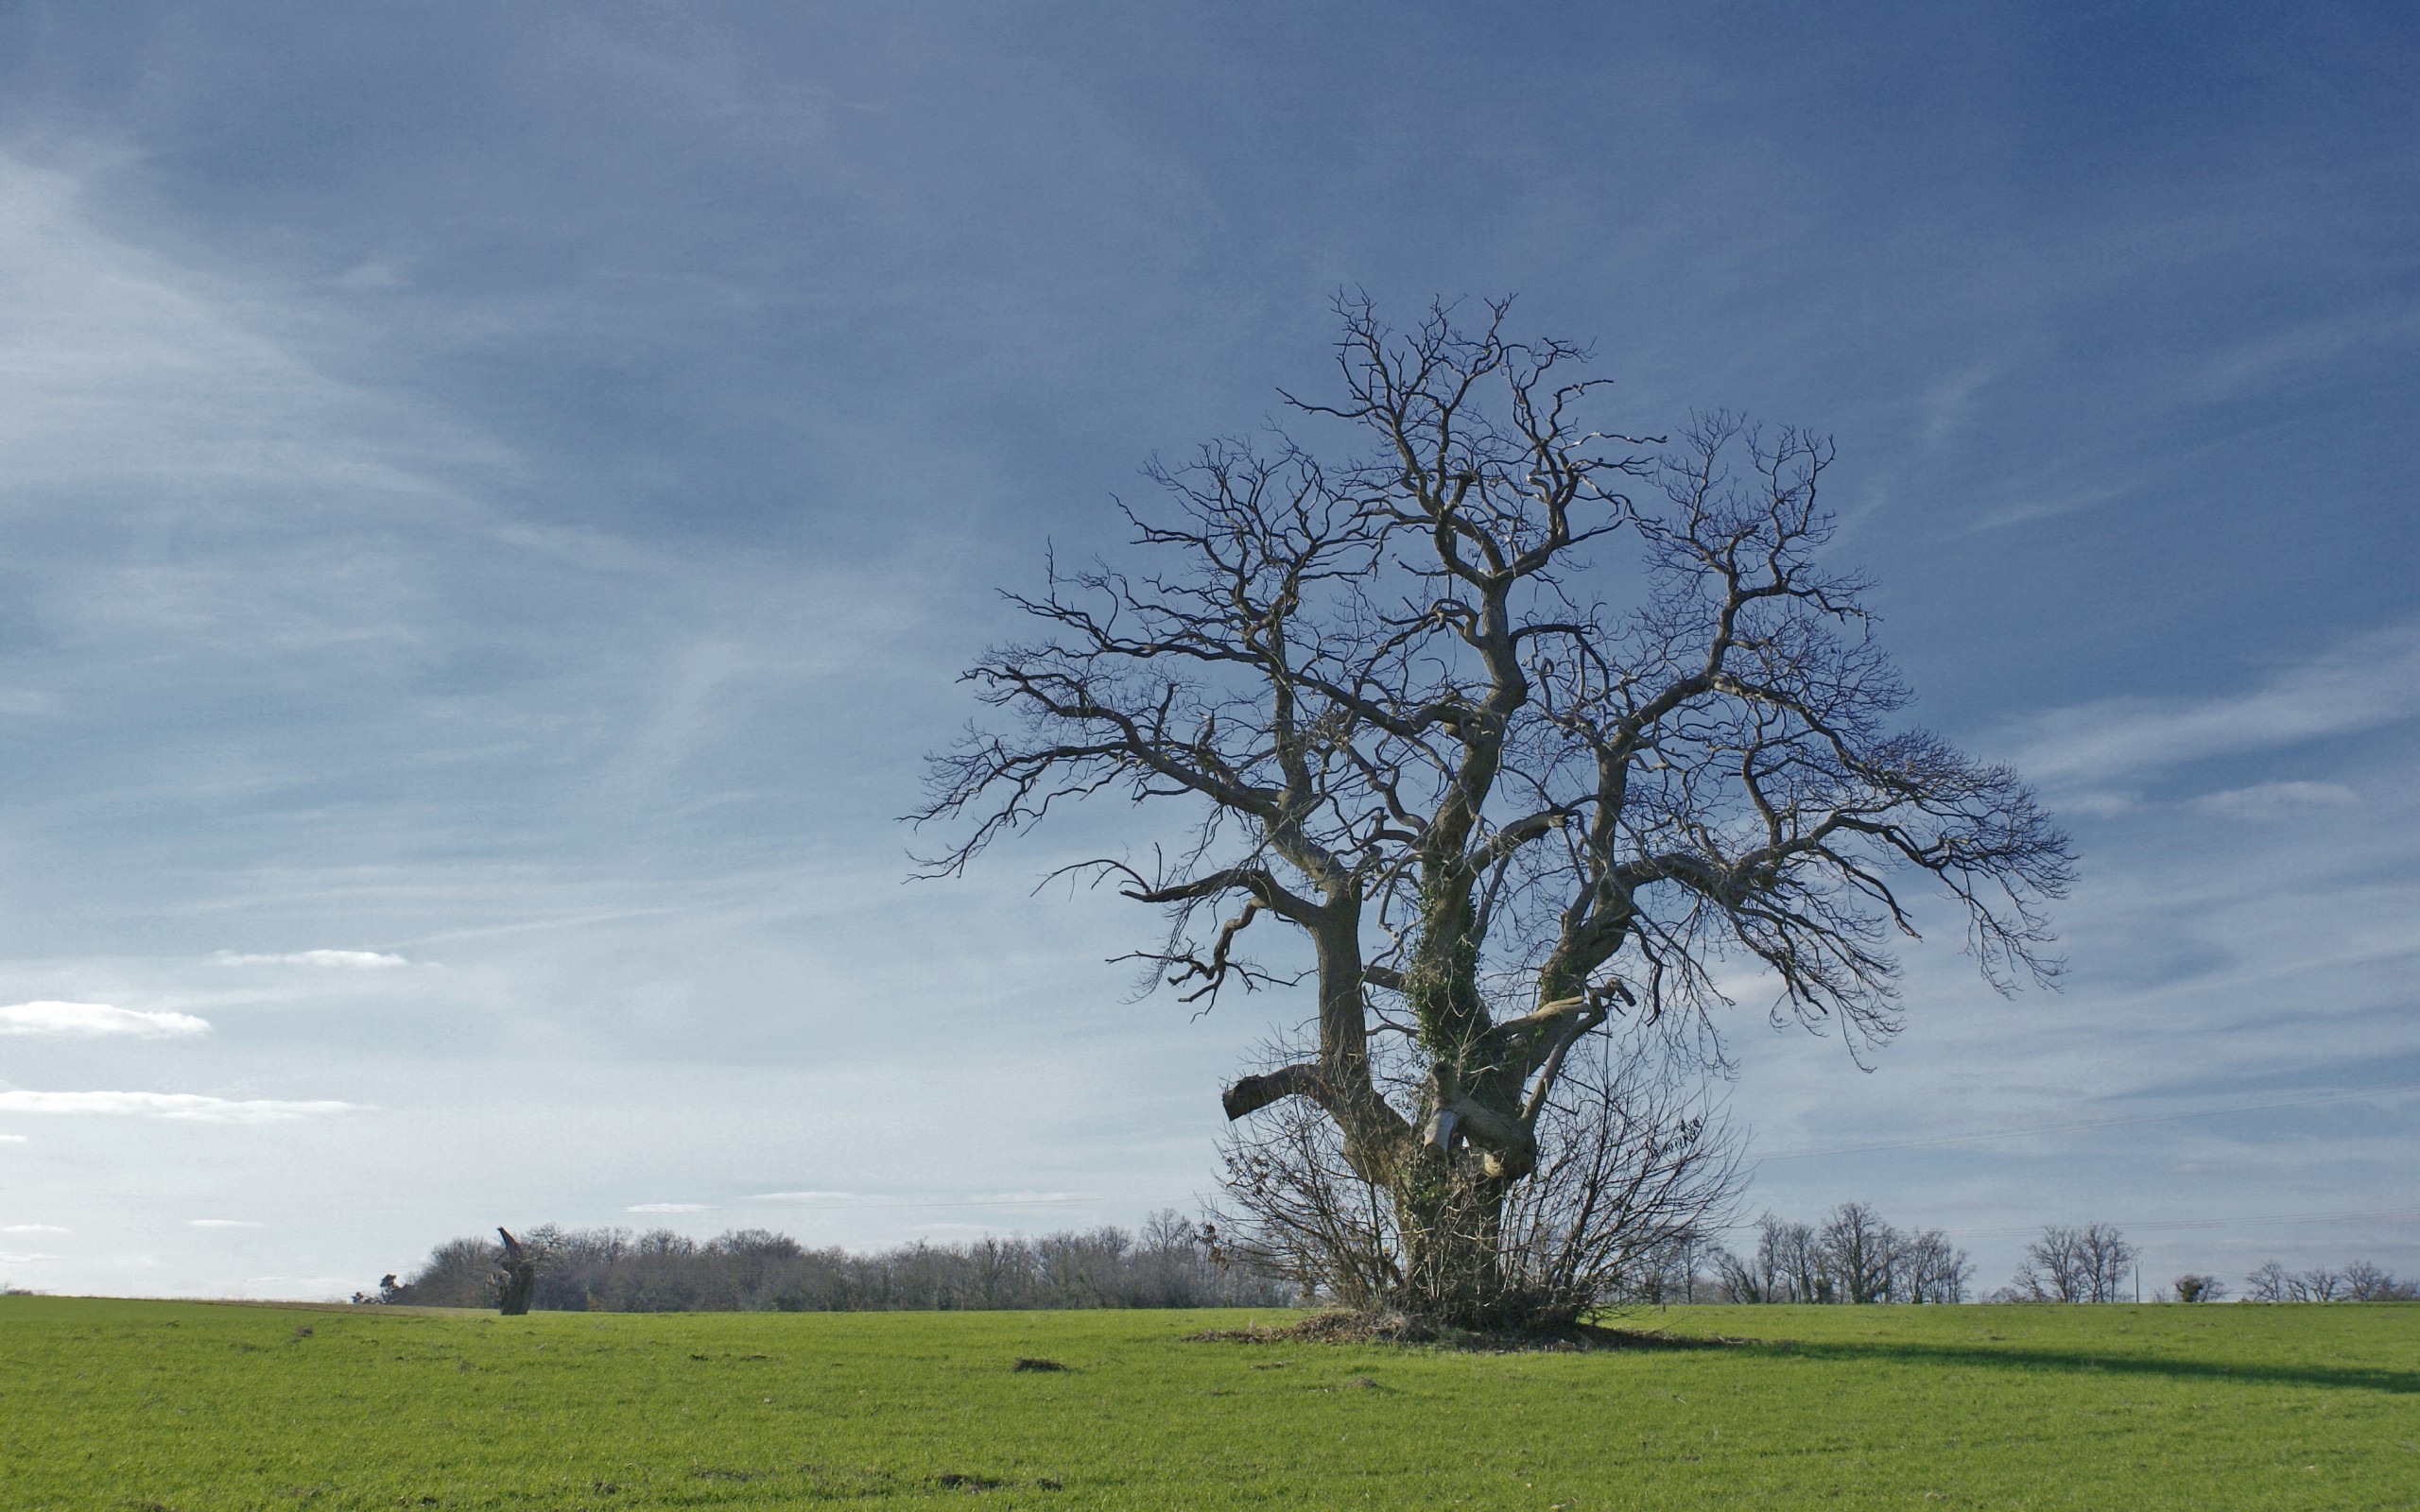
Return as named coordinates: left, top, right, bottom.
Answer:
left=919, top=298, right=2073, bottom=1325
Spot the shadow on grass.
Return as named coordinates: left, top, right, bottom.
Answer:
left=1189, top=1312, right=1743, bottom=1352
left=1742, top=1337, right=2420, bottom=1396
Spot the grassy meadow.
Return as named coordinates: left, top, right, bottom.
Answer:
left=2, top=1296, right=2413, bottom=1509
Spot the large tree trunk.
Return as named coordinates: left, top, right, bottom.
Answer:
left=1387, top=1143, right=1520, bottom=1329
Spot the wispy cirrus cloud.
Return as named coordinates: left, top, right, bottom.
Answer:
left=2191, top=781, right=2362, bottom=821
left=214, top=950, right=409, bottom=969
left=188, top=1219, right=261, bottom=1228
left=625, top=1202, right=709, bottom=1213
left=2000, top=623, right=2420, bottom=792
left=0, top=1091, right=359, bottom=1123
left=0, top=1001, right=210, bottom=1037
left=965, top=1191, right=1101, bottom=1206
left=745, top=1189, right=1101, bottom=1210
left=1, top=1224, right=66, bottom=1234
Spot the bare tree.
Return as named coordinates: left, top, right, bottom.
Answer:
left=2239, top=1261, right=2416, bottom=1303
left=1713, top=1208, right=1966, bottom=1303
left=2170, top=1272, right=2223, bottom=1303
left=389, top=1233, right=499, bottom=1307
left=2075, top=1224, right=2137, bottom=1303
left=1769, top=1216, right=1834, bottom=1303
left=2243, top=1260, right=2294, bottom=1303
left=2005, top=1223, right=2135, bottom=1302
left=2298, top=1265, right=2345, bottom=1303
left=1820, top=1202, right=1900, bottom=1303
left=918, top=299, right=2073, bottom=1328
left=2341, top=1262, right=2418, bottom=1302
left=1714, top=1214, right=1806, bottom=1302
left=1898, top=1228, right=1973, bottom=1303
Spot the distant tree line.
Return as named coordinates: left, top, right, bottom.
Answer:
left=359, top=1211, right=2417, bottom=1313
left=1700, top=1203, right=1976, bottom=1304
left=367, top=1212, right=1295, bottom=1313
left=2238, top=1260, right=2417, bottom=1303
left=1701, top=1214, right=2418, bottom=1307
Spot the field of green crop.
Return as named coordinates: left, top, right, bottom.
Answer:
left=3, top=1296, right=2413, bottom=1509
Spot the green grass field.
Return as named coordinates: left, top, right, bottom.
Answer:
left=3, top=1297, right=2413, bottom=1509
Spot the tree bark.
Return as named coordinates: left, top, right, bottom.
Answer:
left=1388, top=1143, right=1518, bottom=1327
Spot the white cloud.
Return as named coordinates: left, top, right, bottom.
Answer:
left=0, top=1091, right=360, bottom=1124
left=1919, top=363, right=1997, bottom=447
left=332, top=260, right=407, bottom=292
left=188, top=1219, right=261, bottom=1228
left=0, top=1001, right=211, bottom=1038
left=965, top=1191, right=1100, bottom=1206
left=0, top=1133, right=26, bottom=1144
left=2192, top=301, right=2420, bottom=402
left=2056, top=790, right=2141, bottom=818
left=214, top=950, right=409, bottom=969
left=1, top=1224, right=66, bottom=1234
left=625, top=1202, right=709, bottom=1213
left=0, top=152, right=510, bottom=501
left=2191, top=781, right=2361, bottom=821
left=745, top=1190, right=1099, bottom=1209
left=0, top=1251, right=62, bottom=1263
left=2002, top=623, right=2420, bottom=790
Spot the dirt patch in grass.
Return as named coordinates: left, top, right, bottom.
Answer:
left=1185, top=1310, right=1747, bottom=1353
left=934, top=1472, right=1064, bottom=1491
left=1011, top=1356, right=1068, bottom=1372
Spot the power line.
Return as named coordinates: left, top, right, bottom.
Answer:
left=1748, top=1083, right=2420, bottom=1164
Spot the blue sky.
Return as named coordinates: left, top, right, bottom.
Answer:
left=0, top=1, right=2412, bottom=1300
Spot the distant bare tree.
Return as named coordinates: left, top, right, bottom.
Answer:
left=2340, top=1262, right=2417, bottom=1302
left=2298, top=1266, right=2345, bottom=1303
left=1713, top=1207, right=1965, bottom=1304
left=1820, top=1202, right=1900, bottom=1303
left=1898, top=1228, right=1973, bottom=1303
left=1772, top=1217, right=1832, bottom=1303
left=389, top=1233, right=501, bottom=1308
left=1722, top=1214, right=1800, bottom=1297
left=2243, top=1260, right=2294, bottom=1303
left=965, top=1236, right=1029, bottom=1310
left=2076, top=1224, right=2137, bottom=1303
left=1730, top=1213, right=1833, bottom=1302
left=2240, top=1259, right=2413, bottom=1303
left=918, top=298, right=2072, bottom=1328
left=2005, top=1224, right=2135, bottom=1302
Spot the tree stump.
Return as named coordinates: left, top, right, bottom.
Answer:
left=495, top=1228, right=538, bottom=1315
